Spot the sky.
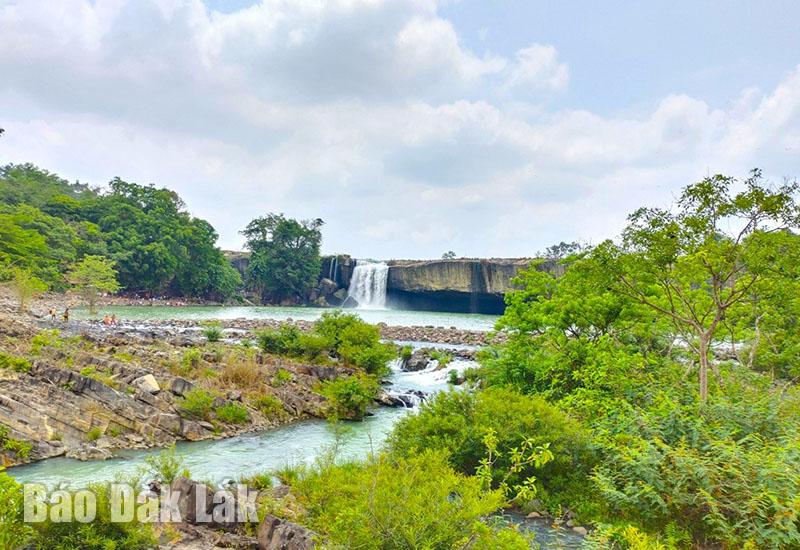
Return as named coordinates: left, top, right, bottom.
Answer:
left=1, top=0, right=799, bottom=259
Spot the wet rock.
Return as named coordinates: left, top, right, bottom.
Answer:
left=402, top=349, right=431, bottom=372
left=318, top=278, right=338, bottom=298
left=572, top=526, right=588, bottom=536
left=257, top=514, right=317, bottom=550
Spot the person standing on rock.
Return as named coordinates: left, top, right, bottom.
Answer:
left=49, top=307, right=57, bottom=322
left=62, top=307, right=70, bottom=323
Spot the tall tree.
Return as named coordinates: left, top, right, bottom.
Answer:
left=68, top=255, right=121, bottom=313
left=8, top=268, right=47, bottom=313
left=596, top=170, right=800, bottom=401
left=241, top=214, right=324, bottom=302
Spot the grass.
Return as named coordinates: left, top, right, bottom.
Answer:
left=86, top=426, right=104, bottom=442
left=252, top=394, right=287, bottom=420
left=178, top=388, right=216, bottom=421
left=79, top=366, right=119, bottom=388
left=0, top=352, right=31, bottom=373
left=215, top=402, right=249, bottom=424
left=272, top=368, right=294, bottom=387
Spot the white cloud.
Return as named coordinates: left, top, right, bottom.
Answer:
left=0, top=0, right=798, bottom=259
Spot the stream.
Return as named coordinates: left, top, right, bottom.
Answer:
left=9, top=308, right=585, bottom=548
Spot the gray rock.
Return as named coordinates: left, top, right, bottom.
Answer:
left=170, top=377, right=195, bottom=396
left=402, top=349, right=430, bottom=372
left=572, top=526, right=588, bottom=536
left=132, top=374, right=160, bottom=394
left=318, top=278, right=338, bottom=297
left=258, top=514, right=317, bottom=549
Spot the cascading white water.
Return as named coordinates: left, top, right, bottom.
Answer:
left=347, top=261, right=389, bottom=309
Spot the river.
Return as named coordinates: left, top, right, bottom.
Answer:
left=10, top=306, right=585, bottom=548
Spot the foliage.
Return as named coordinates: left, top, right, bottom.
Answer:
left=79, top=366, right=118, bottom=388
left=86, top=427, right=104, bottom=442
left=390, top=387, right=594, bottom=513
left=314, top=311, right=396, bottom=374
left=252, top=394, right=287, bottom=420
left=215, top=402, right=249, bottom=424
left=242, top=213, right=323, bottom=302
left=8, top=267, right=47, bottom=313
left=181, top=348, right=202, bottom=370
left=272, top=368, right=294, bottom=387
left=0, top=163, right=241, bottom=299
left=29, top=481, right=156, bottom=549
left=200, top=321, right=223, bottom=343
left=67, top=255, right=120, bottom=313
left=289, top=450, right=531, bottom=549
left=0, top=351, right=32, bottom=373
left=30, top=329, right=65, bottom=355
left=0, top=470, right=33, bottom=549
left=178, top=388, right=216, bottom=421
left=0, top=425, right=34, bottom=459
left=142, top=445, right=189, bottom=484
left=254, top=313, right=396, bottom=375
left=320, top=374, right=380, bottom=420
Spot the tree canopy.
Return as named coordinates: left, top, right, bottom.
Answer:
left=0, top=163, right=241, bottom=300
left=242, top=213, right=323, bottom=302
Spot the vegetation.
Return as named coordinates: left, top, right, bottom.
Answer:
left=8, top=267, right=47, bottom=313
left=241, top=213, right=323, bottom=302
left=178, top=388, right=216, bottom=421
left=284, top=450, right=531, bottom=549
left=200, top=321, right=224, bottom=343
left=67, top=255, right=120, bottom=313
left=0, top=351, right=32, bottom=373
left=0, top=163, right=241, bottom=299
left=466, top=172, right=800, bottom=546
left=215, top=402, right=249, bottom=424
left=320, top=373, right=380, bottom=420
left=142, top=445, right=189, bottom=484
left=0, top=471, right=32, bottom=549
left=28, top=481, right=157, bottom=549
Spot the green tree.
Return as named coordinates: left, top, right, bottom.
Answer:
left=68, top=255, right=121, bottom=313
left=8, top=267, right=48, bottom=313
left=241, top=213, right=323, bottom=302
left=595, top=170, right=800, bottom=401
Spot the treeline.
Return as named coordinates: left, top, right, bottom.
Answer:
left=0, top=163, right=241, bottom=300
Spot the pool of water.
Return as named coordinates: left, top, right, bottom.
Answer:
left=73, top=305, right=500, bottom=331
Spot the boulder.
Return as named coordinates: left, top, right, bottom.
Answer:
left=171, top=477, right=216, bottom=525
left=401, top=349, right=430, bottom=372
left=132, top=374, right=160, bottom=394
left=329, top=289, right=348, bottom=306
left=257, top=514, right=317, bottom=550
left=318, top=278, right=338, bottom=297
left=170, top=377, right=195, bottom=397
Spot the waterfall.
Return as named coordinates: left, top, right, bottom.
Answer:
left=347, top=261, right=389, bottom=309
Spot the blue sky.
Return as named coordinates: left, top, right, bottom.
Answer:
left=1, top=0, right=799, bottom=258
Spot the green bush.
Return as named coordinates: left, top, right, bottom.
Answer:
left=215, top=402, right=249, bottom=424
left=200, top=321, right=223, bottom=343
left=181, top=348, right=202, bottom=369
left=0, top=470, right=32, bottom=549
left=320, top=374, right=380, bottom=420
left=239, top=471, right=273, bottom=491
left=29, top=481, right=156, bottom=549
left=252, top=394, right=287, bottom=420
left=255, top=324, right=303, bottom=355
left=272, top=368, right=294, bottom=387
left=30, top=329, right=64, bottom=355
left=399, top=345, right=413, bottom=361
left=85, top=427, right=103, bottom=442
left=142, top=445, right=189, bottom=485
left=289, top=450, right=531, bottom=549
left=178, top=388, right=216, bottom=421
left=314, top=311, right=395, bottom=374
left=0, top=351, right=31, bottom=373
left=389, top=387, right=595, bottom=513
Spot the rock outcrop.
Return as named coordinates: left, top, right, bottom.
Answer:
left=258, top=514, right=317, bottom=550
left=385, top=258, right=536, bottom=314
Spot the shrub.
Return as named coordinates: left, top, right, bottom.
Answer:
left=142, top=445, right=189, bottom=484
left=0, top=470, right=32, bottom=549
left=429, top=349, right=453, bottom=369
left=272, top=368, right=294, bottom=387
left=239, top=471, right=273, bottom=491
left=255, top=324, right=303, bottom=355
left=290, top=450, right=531, bottom=548
left=215, top=402, right=249, bottom=424
left=314, top=311, right=395, bottom=374
left=447, top=369, right=459, bottom=385
left=389, top=387, right=595, bottom=513
left=181, top=348, right=202, bottom=370
left=0, top=351, right=31, bottom=373
left=30, top=329, right=64, bottom=355
left=399, top=345, right=413, bottom=361
left=85, top=427, right=103, bottom=442
left=219, top=359, right=262, bottom=390
left=200, top=321, right=223, bottom=343
left=29, top=481, right=156, bottom=549
left=320, top=374, right=380, bottom=420
left=178, top=388, right=216, bottom=421
left=252, top=394, right=287, bottom=420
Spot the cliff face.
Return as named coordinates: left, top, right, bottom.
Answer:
left=385, top=259, right=535, bottom=314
